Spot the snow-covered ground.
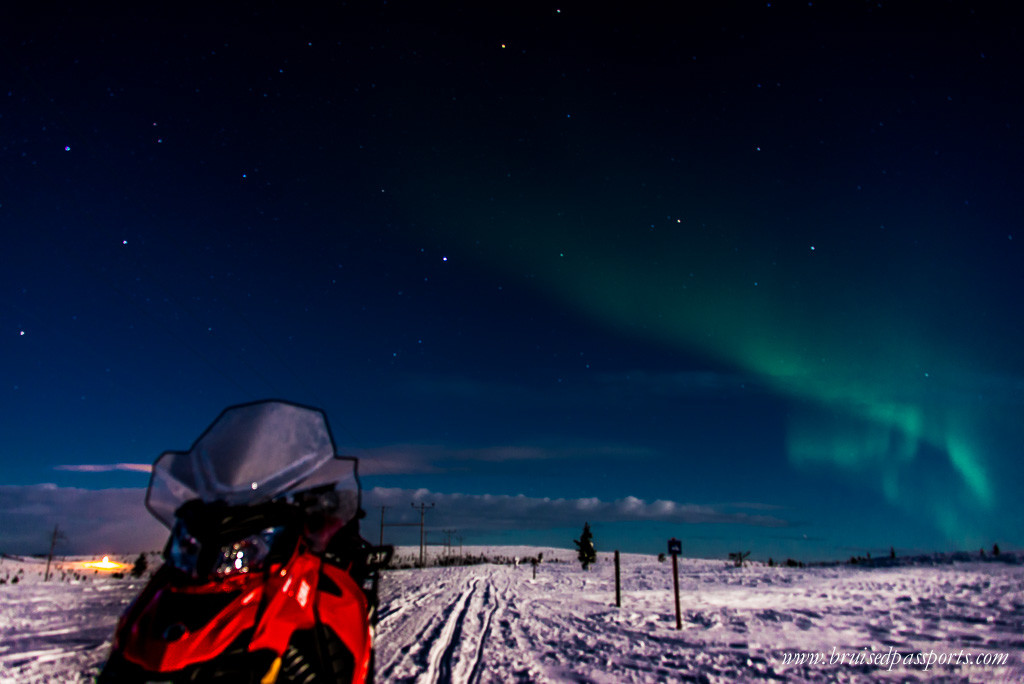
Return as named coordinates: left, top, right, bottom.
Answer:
left=2, top=548, right=1023, bottom=682
left=0, top=554, right=148, bottom=683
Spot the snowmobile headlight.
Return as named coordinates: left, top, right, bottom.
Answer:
left=211, top=526, right=284, bottom=579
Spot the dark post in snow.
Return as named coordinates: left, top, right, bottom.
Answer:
left=379, top=505, right=389, bottom=547
left=614, top=550, right=621, bottom=607
left=668, top=538, right=682, bottom=630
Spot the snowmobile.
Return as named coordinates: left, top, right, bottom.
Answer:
left=100, top=400, right=393, bottom=683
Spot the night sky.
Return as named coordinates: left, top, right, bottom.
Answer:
left=3, top=2, right=1022, bottom=560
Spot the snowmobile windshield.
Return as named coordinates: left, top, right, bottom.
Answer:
left=146, top=401, right=359, bottom=529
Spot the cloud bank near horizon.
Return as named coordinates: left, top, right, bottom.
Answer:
left=53, top=463, right=153, bottom=474
left=353, top=442, right=659, bottom=476
left=0, top=484, right=166, bottom=555
left=0, top=484, right=788, bottom=555
left=363, top=487, right=790, bottom=531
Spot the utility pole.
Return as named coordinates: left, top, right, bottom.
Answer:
left=443, top=529, right=457, bottom=560
left=379, top=505, right=389, bottom=547
left=45, top=524, right=65, bottom=582
left=412, top=502, right=435, bottom=567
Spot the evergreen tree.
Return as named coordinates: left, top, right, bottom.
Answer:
left=131, top=552, right=149, bottom=578
left=728, top=550, right=750, bottom=568
left=574, top=522, right=597, bottom=570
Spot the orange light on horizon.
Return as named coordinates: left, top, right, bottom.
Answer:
left=79, top=556, right=126, bottom=572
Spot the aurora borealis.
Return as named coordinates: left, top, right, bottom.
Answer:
left=2, top=3, right=1021, bottom=558
left=401, top=156, right=1022, bottom=549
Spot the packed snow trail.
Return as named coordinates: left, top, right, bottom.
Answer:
left=376, top=572, right=511, bottom=683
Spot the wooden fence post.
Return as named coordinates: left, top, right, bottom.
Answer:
left=614, top=550, right=621, bottom=607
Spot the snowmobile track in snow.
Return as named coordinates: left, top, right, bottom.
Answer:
left=377, top=573, right=508, bottom=684
left=430, top=576, right=478, bottom=683
left=465, top=581, right=500, bottom=684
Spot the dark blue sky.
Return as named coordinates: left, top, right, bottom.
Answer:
left=2, top=2, right=1022, bottom=559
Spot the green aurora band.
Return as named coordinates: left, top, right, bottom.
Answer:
left=413, top=182, right=1021, bottom=546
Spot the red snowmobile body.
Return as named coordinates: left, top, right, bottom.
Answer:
left=100, top=400, right=392, bottom=683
